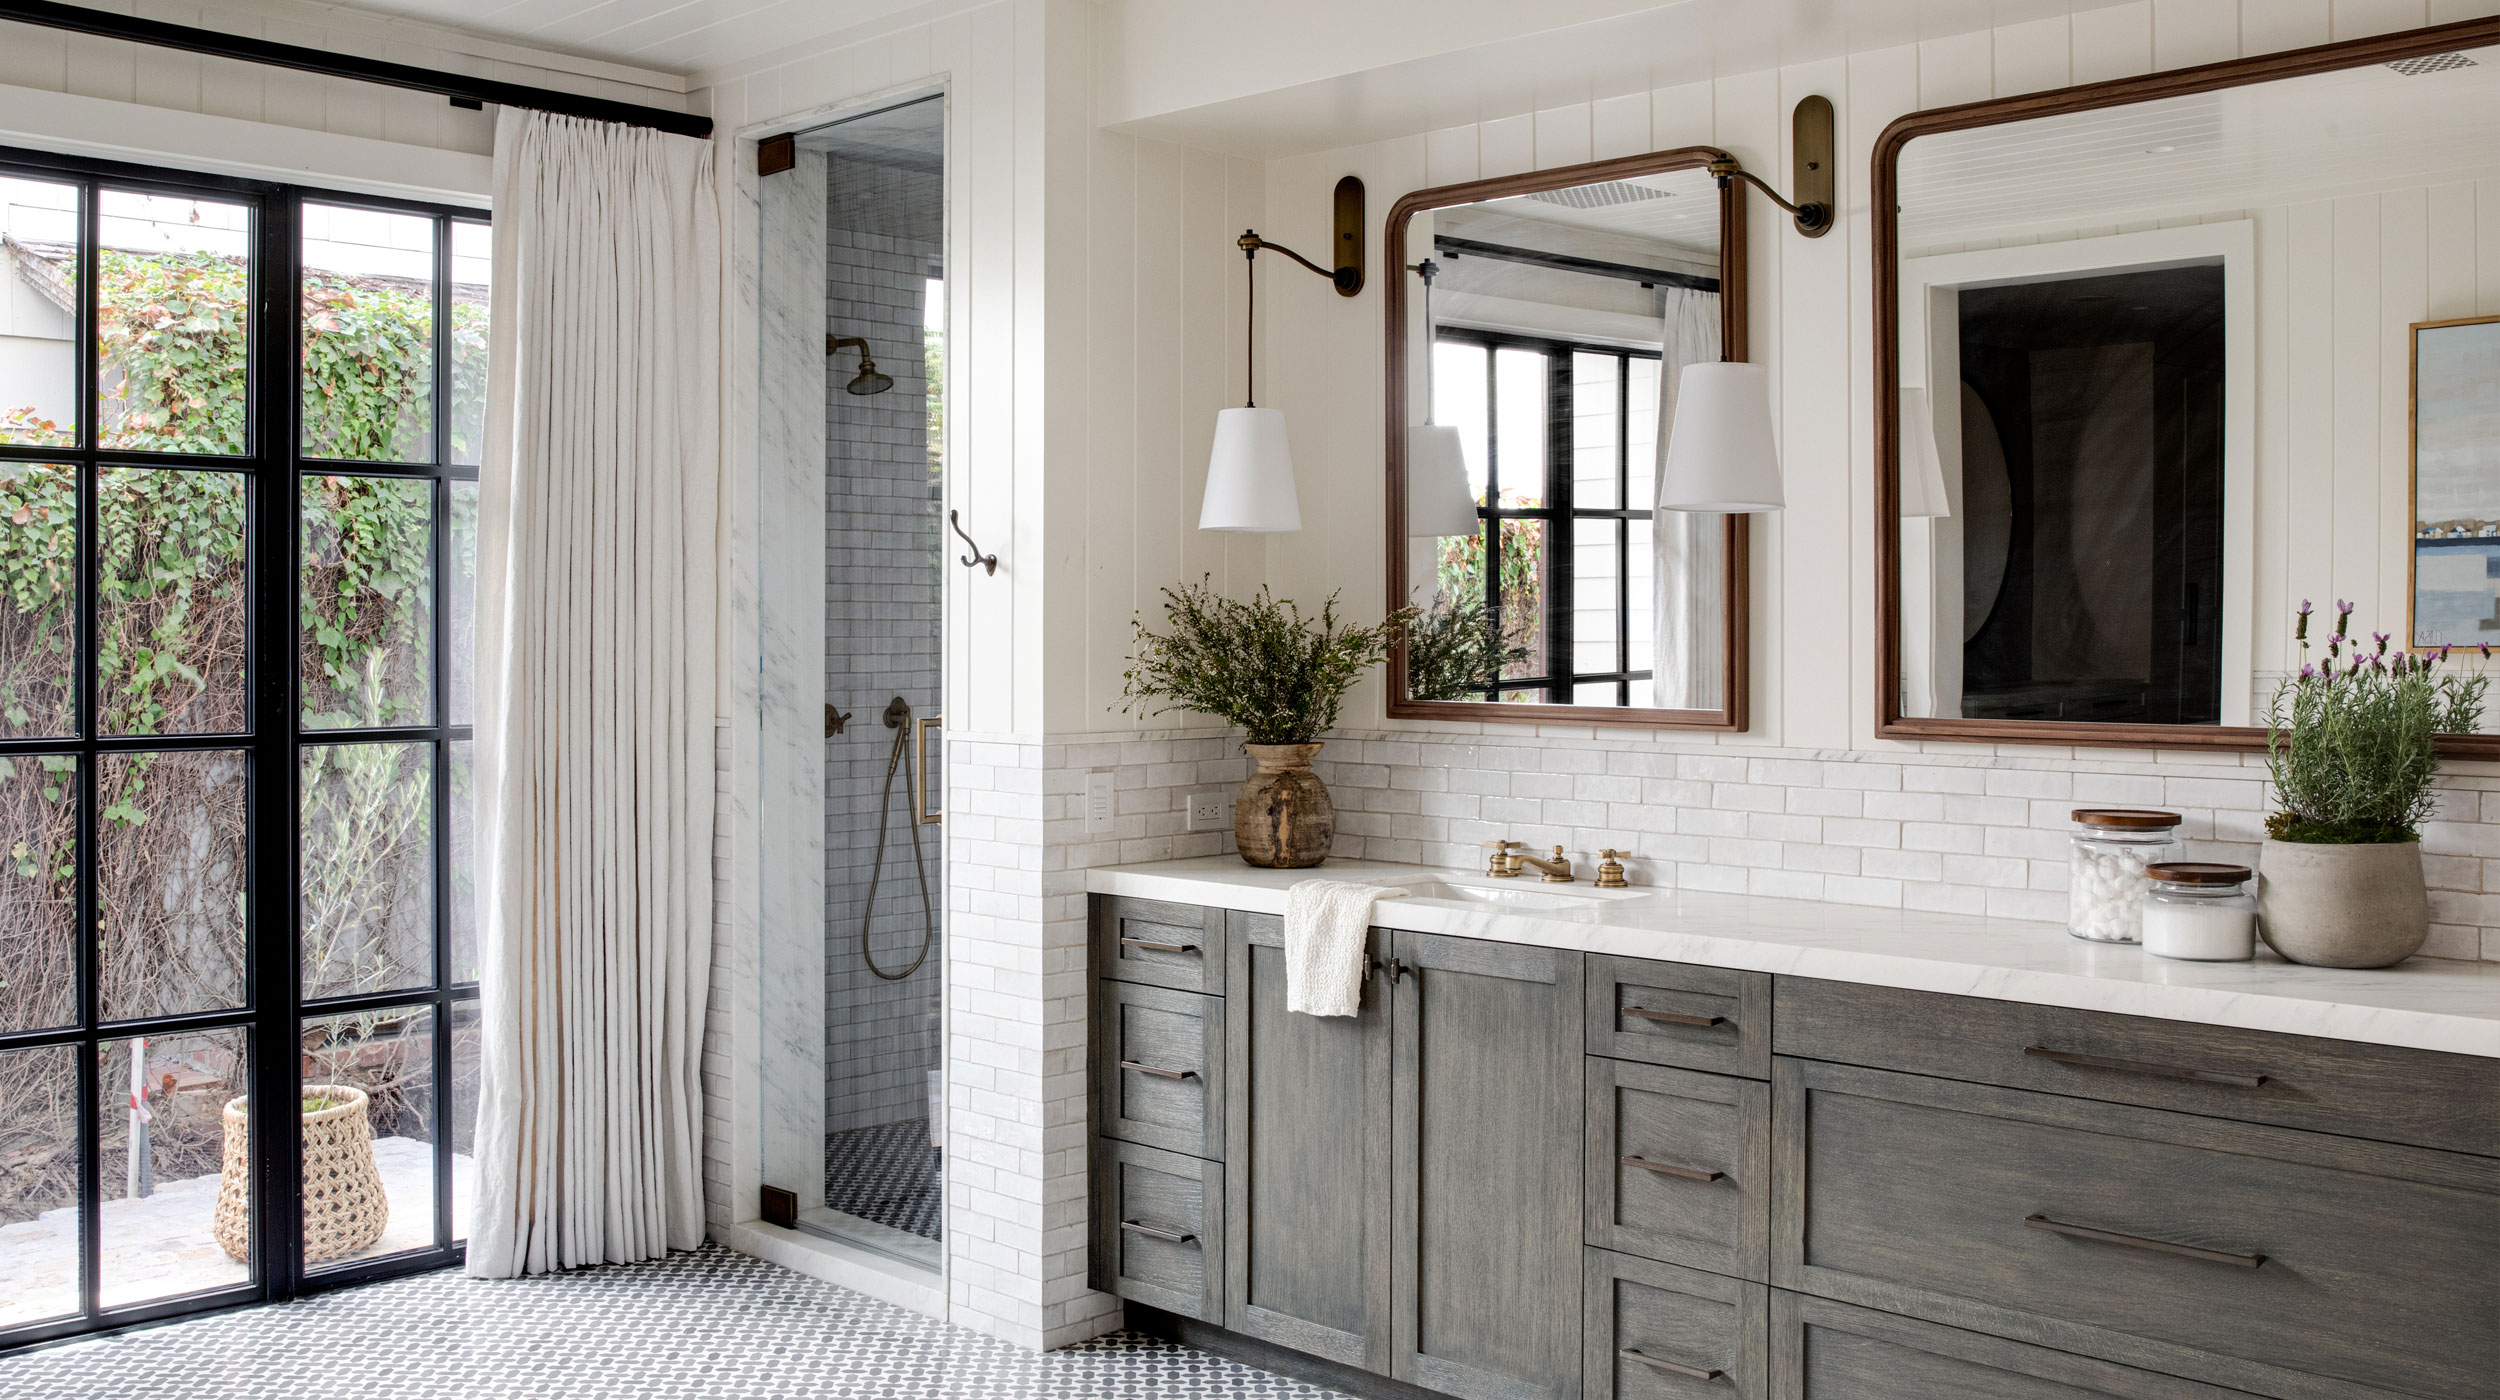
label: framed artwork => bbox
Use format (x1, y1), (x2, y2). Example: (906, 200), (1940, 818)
(2409, 314), (2500, 650)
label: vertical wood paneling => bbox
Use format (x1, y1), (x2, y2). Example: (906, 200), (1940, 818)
(2253, 208), (2291, 672)
(1718, 66), (1783, 743)
(2071, 2), (2155, 83)
(2332, 0), (2431, 39)
(1178, 146), (1233, 600)
(2331, 195), (2383, 626)
(1085, 130), (1140, 724)
(1591, 92), (1650, 160)
(1780, 56), (1852, 750)
(2152, 0), (2243, 69)
(2426, 182), (2480, 320)
(1651, 80), (1715, 147)
(1993, 16), (2072, 96)
(2480, 179), (2500, 313)
(1534, 103), (1592, 170)
(1917, 30), (1994, 109)
(2285, 202), (2337, 658)
(1425, 124), (1479, 187)
(1479, 113), (1534, 178)
(2243, 0), (2333, 54)
(0, 17), (69, 91)
(1129, 138), (1186, 677)
(2381, 189), (2429, 637)
(62, 31), (136, 103)
(1221, 153), (1268, 601)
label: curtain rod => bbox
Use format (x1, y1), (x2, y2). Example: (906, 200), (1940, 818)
(0, 0), (712, 140)
(1433, 234), (1719, 294)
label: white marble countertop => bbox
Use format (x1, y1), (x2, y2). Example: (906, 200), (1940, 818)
(1084, 856), (2500, 1059)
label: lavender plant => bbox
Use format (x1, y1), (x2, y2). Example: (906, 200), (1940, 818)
(1121, 578), (1415, 745)
(2264, 600), (2488, 844)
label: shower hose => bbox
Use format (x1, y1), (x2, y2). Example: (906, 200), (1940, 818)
(861, 695), (936, 981)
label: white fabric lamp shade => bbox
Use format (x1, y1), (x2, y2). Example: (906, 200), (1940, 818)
(1657, 362), (1783, 513)
(1406, 425), (1482, 538)
(1898, 386), (1953, 518)
(1200, 406), (1303, 532)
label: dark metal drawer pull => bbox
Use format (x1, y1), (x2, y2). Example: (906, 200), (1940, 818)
(1622, 1154), (1724, 1183)
(2023, 1045), (2267, 1088)
(1623, 1005), (1725, 1028)
(2024, 1214), (2265, 1268)
(1119, 1219), (1197, 1245)
(1619, 1349), (1722, 1381)
(1119, 936), (1199, 954)
(1118, 1060), (1199, 1080)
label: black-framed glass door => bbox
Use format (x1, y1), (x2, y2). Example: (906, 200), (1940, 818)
(0, 146), (485, 1348)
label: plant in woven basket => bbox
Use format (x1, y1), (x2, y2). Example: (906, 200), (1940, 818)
(213, 1084), (388, 1263)
(1119, 577), (1415, 745)
(2264, 600), (2487, 844)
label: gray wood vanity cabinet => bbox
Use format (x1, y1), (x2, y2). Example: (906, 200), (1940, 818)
(1088, 894), (2500, 1400)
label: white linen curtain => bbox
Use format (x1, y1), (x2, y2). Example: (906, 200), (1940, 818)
(466, 110), (720, 1278)
(1651, 286), (1723, 710)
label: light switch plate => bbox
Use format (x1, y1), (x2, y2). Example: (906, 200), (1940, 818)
(1186, 788), (1231, 831)
(1084, 770), (1117, 836)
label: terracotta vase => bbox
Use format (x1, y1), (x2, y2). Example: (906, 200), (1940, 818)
(1234, 742), (1335, 869)
(2256, 838), (2429, 968)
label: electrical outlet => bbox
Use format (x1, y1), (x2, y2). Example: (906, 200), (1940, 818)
(1084, 770), (1117, 837)
(1187, 788), (1231, 831)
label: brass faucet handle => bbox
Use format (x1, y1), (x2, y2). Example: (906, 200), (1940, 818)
(1537, 846), (1574, 883)
(1484, 839), (1524, 877)
(1595, 849), (1632, 889)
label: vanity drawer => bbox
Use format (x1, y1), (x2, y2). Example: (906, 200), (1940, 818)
(1584, 1249), (1766, 1400)
(1092, 895), (1226, 996)
(1774, 1059), (2500, 1400)
(1773, 1292), (2252, 1400)
(1093, 980), (1225, 1160)
(1588, 955), (1770, 1078)
(1586, 1059), (1768, 1281)
(1775, 976), (2500, 1157)
(1090, 1138), (1224, 1322)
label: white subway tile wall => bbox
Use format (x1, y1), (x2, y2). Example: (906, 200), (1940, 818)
(1300, 730), (2500, 963)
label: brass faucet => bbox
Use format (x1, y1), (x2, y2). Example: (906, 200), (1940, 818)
(1512, 845), (1574, 883)
(1595, 849), (1632, 889)
(1484, 839), (1525, 877)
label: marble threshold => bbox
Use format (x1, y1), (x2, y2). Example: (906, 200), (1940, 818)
(1085, 856), (2500, 1060)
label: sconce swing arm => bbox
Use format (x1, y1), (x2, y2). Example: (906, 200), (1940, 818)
(1707, 95), (1836, 239)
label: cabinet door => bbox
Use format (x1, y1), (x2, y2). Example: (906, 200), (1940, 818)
(1391, 931), (1587, 1400)
(1223, 912), (1393, 1372)
(1772, 1291), (2250, 1400)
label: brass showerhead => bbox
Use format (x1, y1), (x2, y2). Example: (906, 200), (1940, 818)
(827, 334), (895, 395)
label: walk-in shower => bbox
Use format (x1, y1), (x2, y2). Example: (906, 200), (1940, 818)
(755, 92), (947, 1273)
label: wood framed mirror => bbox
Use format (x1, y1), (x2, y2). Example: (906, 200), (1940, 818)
(1874, 15), (2500, 758)
(1384, 149), (1750, 729)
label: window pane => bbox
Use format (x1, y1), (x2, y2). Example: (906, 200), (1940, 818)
(96, 1028), (249, 1308)
(0, 461), (77, 739)
(0, 752), (76, 1033)
(97, 750), (248, 1022)
(447, 221), (488, 468)
(96, 191), (250, 455)
(1494, 347), (1546, 507)
(299, 742), (434, 1001)
(1573, 681), (1620, 706)
(1627, 356), (1661, 507)
(301, 1004), (434, 1270)
(1575, 516), (1623, 676)
(99, 467), (248, 736)
(1498, 517), (1546, 681)
(300, 475), (433, 730)
(1572, 352), (1620, 510)
(447, 738), (475, 986)
(1433, 340), (1489, 504)
(0, 1044), (80, 1328)
(450, 997), (479, 1242)
(301, 205), (435, 463)
(1, 176), (79, 448)
(446, 480), (476, 727)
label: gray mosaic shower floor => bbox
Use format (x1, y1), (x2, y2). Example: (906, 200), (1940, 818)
(0, 1244), (1338, 1399)
(825, 1118), (942, 1241)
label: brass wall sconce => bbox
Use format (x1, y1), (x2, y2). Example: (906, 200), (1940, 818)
(1708, 95), (1835, 237)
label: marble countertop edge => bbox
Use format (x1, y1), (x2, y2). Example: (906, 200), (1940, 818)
(1082, 856), (2500, 1060)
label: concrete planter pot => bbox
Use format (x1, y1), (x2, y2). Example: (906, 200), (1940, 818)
(1235, 742), (1334, 869)
(2256, 838), (2430, 968)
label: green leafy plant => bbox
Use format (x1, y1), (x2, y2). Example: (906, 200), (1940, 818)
(2264, 599), (2488, 844)
(1121, 578), (1416, 745)
(1404, 591), (1528, 701)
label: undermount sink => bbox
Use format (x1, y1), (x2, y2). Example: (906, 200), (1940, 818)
(1382, 875), (1647, 910)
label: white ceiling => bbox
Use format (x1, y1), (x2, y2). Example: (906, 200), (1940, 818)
(1901, 44), (2500, 249)
(291, 0), (924, 79)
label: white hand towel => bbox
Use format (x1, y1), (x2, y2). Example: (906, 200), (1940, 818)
(1285, 879), (1406, 1017)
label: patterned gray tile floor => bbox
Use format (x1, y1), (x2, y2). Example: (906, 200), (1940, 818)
(825, 1119), (941, 1241)
(0, 1244), (1339, 1399)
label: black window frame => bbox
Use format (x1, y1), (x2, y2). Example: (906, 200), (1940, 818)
(1435, 325), (1658, 705)
(0, 143), (484, 1352)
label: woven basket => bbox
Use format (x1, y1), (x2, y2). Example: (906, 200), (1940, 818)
(212, 1084), (389, 1263)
